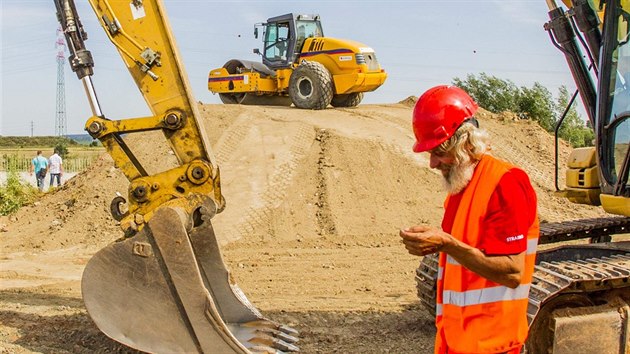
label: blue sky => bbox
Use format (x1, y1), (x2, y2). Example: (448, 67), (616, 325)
(1, 0), (578, 136)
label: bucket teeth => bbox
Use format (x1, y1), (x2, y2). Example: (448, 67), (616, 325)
(242, 319), (299, 336)
(242, 325), (299, 344)
(228, 320), (300, 352)
(266, 328), (299, 344)
(248, 332), (300, 352)
(277, 324), (299, 336)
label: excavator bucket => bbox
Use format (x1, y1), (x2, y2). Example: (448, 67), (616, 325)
(82, 201), (299, 353)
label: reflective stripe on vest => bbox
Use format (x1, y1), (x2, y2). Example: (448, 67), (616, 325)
(446, 255), (458, 266)
(442, 284), (530, 307)
(527, 238), (537, 255)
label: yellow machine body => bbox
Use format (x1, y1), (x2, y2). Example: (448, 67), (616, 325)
(208, 38), (387, 96)
(208, 13), (386, 109)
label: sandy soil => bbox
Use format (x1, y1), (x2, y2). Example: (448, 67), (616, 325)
(0, 102), (608, 353)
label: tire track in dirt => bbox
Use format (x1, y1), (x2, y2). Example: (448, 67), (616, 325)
(238, 121), (314, 237)
(211, 111), (315, 243)
(491, 140), (570, 221)
(213, 120), (250, 165)
(335, 107), (417, 144)
(315, 129), (336, 236)
(493, 140), (556, 188)
(479, 116), (607, 222)
(333, 107), (429, 167)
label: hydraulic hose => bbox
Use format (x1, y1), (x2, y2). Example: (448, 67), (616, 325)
(545, 5), (598, 124)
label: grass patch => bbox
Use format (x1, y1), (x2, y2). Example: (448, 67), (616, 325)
(0, 136), (80, 148)
(0, 169), (38, 216)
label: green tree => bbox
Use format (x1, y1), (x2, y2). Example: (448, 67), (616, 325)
(453, 73), (519, 113)
(54, 142), (69, 158)
(451, 74), (593, 147)
(555, 86), (594, 147)
(517, 83), (555, 131)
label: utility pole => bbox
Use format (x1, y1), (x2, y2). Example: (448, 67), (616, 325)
(55, 27), (67, 137)
(31, 121), (34, 137)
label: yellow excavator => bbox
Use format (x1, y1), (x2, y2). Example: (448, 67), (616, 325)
(207, 13), (387, 109)
(54, 0), (297, 352)
(417, 0), (629, 352)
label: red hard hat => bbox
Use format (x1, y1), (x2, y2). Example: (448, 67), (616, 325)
(412, 85), (478, 152)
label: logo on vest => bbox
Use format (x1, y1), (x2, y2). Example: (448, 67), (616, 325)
(506, 234), (524, 242)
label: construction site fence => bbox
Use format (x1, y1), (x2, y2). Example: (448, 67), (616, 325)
(0, 155), (98, 173)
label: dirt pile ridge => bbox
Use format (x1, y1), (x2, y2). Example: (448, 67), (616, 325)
(0, 102), (608, 353)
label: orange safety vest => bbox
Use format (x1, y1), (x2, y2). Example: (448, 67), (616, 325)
(434, 154), (539, 354)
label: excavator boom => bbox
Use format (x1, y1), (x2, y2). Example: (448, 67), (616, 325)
(54, 0), (298, 352)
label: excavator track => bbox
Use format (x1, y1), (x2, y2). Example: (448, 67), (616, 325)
(416, 251), (439, 315)
(525, 242), (630, 352)
(538, 216), (630, 244)
(415, 217), (630, 330)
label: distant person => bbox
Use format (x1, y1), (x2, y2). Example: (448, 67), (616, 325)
(48, 149), (63, 188)
(29, 150), (48, 192)
(399, 85), (538, 354)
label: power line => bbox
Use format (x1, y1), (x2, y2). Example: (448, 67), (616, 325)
(55, 26), (67, 137)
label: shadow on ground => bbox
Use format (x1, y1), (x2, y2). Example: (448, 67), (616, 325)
(267, 303), (436, 354)
(1, 311), (140, 353)
(1, 289), (434, 353)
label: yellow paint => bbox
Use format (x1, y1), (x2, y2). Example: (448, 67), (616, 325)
(86, 0), (224, 234)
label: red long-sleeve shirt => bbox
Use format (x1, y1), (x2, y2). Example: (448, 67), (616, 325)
(441, 168), (537, 255)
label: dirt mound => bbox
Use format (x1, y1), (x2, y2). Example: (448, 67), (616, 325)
(398, 95), (417, 107)
(0, 154), (125, 253)
(0, 102), (608, 353)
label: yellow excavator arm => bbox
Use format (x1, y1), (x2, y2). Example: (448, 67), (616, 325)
(65, 0), (223, 231)
(54, 0), (299, 352)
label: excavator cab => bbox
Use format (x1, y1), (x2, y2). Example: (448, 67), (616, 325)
(597, 2), (629, 215)
(255, 13), (324, 69)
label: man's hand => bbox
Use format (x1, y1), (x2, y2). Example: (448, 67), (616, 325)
(399, 225), (453, 256)
(401, 225), (527, 288)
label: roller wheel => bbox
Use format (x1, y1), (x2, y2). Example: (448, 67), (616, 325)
(219, 93), (245, 104)
(288, 61), (333, 110)
(331, 92), (364, 107)
(219, 60), (249, 105)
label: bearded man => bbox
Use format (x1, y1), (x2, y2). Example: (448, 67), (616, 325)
(399, 85), (539, 354)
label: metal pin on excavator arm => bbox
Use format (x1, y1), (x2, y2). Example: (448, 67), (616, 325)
(54, 0), (299, 352)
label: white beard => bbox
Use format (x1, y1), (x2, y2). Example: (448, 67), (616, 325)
(441, 159), (476, 195)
